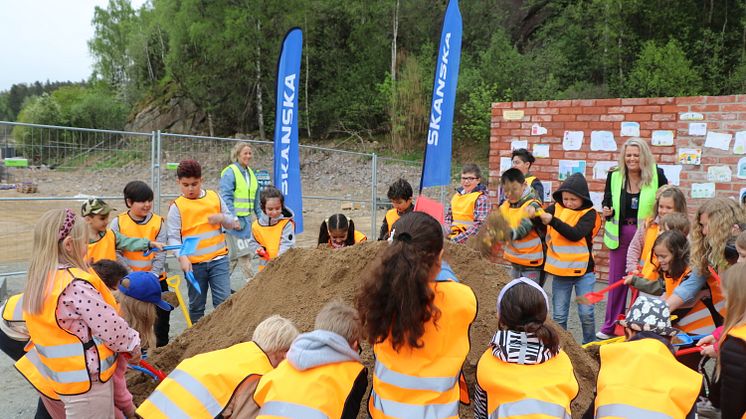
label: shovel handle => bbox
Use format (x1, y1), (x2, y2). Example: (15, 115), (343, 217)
(595, 279), (627, 295)
(708, 266), (721, 284)
(143, 244), (182, 256)
(139, 359), (166, 381)
(675, 346), (703, 357)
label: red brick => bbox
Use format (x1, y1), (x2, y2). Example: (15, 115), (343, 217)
(721, 104), (746, 112)
(601, 114), (625, 121)
(709, 113), (738, 121)
(577, 114), (601, 121)
(716, 182), (735, 191)
(737, 95), (746, 103)
(541, 122), (565, 129)
(690, 104), (722, 112)
(651, 146), (675, 154)
(588, 152), (612, 160)
(582, 106), (607, 115)
(547, 100), (574, 107)
(564, 122), (589, 129)
(725, 123), (746, 130)
(608, 106), (633, 113)
(706, 95), (738, 104)
(652, 114), (676, 121)
(492, 102), (512, 109)
(502, 122), (521, 129)
(571, 99), (596, 107)
(621, 98), (649, 105)
(625, 113), (652, 121)
(589, 121), (614, 130)
(565, 151), (587, 159)
(527, 100), (549, 108)
(676, 96), (707, 104)
(542, 137), (561, 144)
(559, 107), (583, 115)
(511, 129), (531, 136)
(531, 115), (553, 122)
(538, 107), (560, 115)
(640, 121), (660, 130)
(646, 97), (676, 105)
(521, 108), (538, 115)
(491, 128), (510, 136)
(639, 130), (652, 138)
(659, 154), (676, 163)
(595, 98), (622, 106)
(553, 114), (577, 122)
(634, 105), (661, 113)
(661, 105), (687, 113)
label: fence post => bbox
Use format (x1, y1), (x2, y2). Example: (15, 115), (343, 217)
(370, 153), (378, 238)
(150, 131), (156, 193)
(155, 130), (162, 215)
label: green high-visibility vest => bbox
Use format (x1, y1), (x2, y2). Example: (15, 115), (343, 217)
(603, 169), (658, 250)
(221, 163), (258, 217)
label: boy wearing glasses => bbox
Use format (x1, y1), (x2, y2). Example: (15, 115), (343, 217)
(445, 163), (489, 243)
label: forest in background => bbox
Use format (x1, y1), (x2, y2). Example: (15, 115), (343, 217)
(1, 0), (746, 153)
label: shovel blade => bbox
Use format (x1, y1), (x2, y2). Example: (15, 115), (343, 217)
(178, 236), (200, 257)
(582, 292), (605, 305)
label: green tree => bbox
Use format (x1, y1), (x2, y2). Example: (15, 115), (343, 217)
(626, 40), (702, 97)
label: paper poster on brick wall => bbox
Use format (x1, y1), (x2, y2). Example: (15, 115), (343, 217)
(593, 161), (617, 180)
(678, 148), (702, 165)
(558, 160), (586, 181)
(659, 164), (682, 186)
(540, 181), (552, 202)
(620, 122), (640, 137)
(590, 192), (604, 212)
(688, 123), (707, 136)
(531, 124), (547, 135)
(563, 131), (583, 150)
(499, 157), (512, 174)
(691, 183), (716, 199)
(651, 130), (674, 146)
(503, 110), (524, 120)
(533, 144), (550, 158)
(738, 157), (746, 179)
(511, 140), (528, 150)
(734, 132), (746, 154)
(707, 166), (732, 182)
(680, 112), (704, 121)
(590, 131), (617, 151)
(704, 131), (733, 151)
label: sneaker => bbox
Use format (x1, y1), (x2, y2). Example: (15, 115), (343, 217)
(697, 397), (721, 419)
(596, 331), (614, 340)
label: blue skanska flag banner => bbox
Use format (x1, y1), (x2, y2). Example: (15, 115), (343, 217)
(420, 0), (462, 190)
(273, 28), (304, 233)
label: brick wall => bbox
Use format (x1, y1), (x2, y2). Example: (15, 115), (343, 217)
(488, 95), (746, 281)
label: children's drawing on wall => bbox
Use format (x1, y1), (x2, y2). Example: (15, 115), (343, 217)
(659, 165), (682, 186)
(651, 130), (674, 146)
(707, 165), (733, 182)
(531, 124), (548, 135)
(691, 183), (716, 199)
(680, 112), (704, 121)
(511, 140), (528, 150)
(688, 122), (707, 136)
(738, 157), (746, 179)
(499, 157), (512, 174)
(540, 181), (552, 202)
(533, 144), (550, 158)
(678, 148), (702, 165)
(558, 160), (586, 181)
(562, 131), (583, 151)
(734, 131), (746, 154)
(590, 131), (617, 151)
(503, 110), (524, 120)
(704, 131), (733, 151)
(592, 161), (617, 180)
(620, 122), (640, 137)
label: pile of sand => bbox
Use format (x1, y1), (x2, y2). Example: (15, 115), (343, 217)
(128, 241), (599, 418)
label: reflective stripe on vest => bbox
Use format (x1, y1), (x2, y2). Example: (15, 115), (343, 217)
(18, 268), (119, 396)
(2, 293), (24, 322)
(493, 398), (571, 419)
(138, 341), (273, 419)
(596, 339), (701, 419)
(174, 190), (228, 264)
(449, 191), (482, 236)
(221, 164), (258, 217)
(118, 212), (163, 273)
(371, 390), (458, 419)
(499, 199), (544, 266)
(596, 404), (672, 419)
(261, 401), (329, 419)
(369, 280), (476, 419)
(545, 206), (599, 277)
(87, 229), (117, 264)
(604, 169), (659, 249)
(15, 345), (59, 400)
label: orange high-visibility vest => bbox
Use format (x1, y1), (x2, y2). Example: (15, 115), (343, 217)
(545, 206), (601, 277)
(369, 278), (477, 419)
(354, 230), (367, 244)
(87, 229), (117, 264)
(2, 293), (24, 323)
(174, 190), (228, 264)
(665, 267), (726, 335)
(449, 191), (483, 237)
(137, 341), (273, 419)
(476, 349), (577, 418)
(17, 268), (119, 398)
(638, 222), (660, 281)
(596, 338), (701, 419)
(499, 199), (544, 267)
(385, 208), (400, 235)
(254, 358), (364, 419)
(117, 212), (164, 273)
(252, 218), (293, 271)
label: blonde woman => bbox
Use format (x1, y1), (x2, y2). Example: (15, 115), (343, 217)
(17, 208), (141, 418)
(599, 138), (668, 339)
(691, 198), (746, 276)
(718, 263), (746, 418)
(220, 142), (262, 238)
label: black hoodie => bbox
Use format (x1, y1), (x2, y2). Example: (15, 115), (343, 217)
(546, 173), (598, 273)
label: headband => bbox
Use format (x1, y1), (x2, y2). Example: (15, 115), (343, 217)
(58, 208), (76, 241)
(496, 277), (549, 316)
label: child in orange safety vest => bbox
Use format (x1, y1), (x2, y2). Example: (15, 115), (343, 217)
(445, 163), (489, 244)
(498, 168), (546, 285)
(378, 178), (414, 240)
(318, 213), (366, 249)
(473, 277), (578, 419)
(715, 262), (746, 418)
(249, 186), (295, 271)
(538, 173), (601, 344)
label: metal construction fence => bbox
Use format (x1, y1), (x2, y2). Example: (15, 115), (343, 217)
(0, 121), (446, 274)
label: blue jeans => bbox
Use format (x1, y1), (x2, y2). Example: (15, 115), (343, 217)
(510, 264), (544, 287)
(187, 257), (231, 323)
(551, 272), (596, 344)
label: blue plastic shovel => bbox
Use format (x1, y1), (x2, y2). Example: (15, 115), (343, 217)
(672, 332), (709, 347)
(143, 236), (200, 257)
(184, 271), (202, 295)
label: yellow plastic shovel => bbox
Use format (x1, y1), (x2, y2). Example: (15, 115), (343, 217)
(166, 275), (192, 328)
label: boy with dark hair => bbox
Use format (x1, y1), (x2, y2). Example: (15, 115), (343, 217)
(498, 168), (546, 284)
(378, 178), (414, 240)
(110, 180), (171, 347)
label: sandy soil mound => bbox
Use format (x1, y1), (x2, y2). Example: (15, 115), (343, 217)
(128, 241), (598, 418)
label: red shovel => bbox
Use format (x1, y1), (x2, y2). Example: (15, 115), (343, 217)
(675, 346), (706, 357)
(576, 280), (626, 305)
(139, 359), (166, 381)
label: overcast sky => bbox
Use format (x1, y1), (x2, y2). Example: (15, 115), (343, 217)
(0, 0), (146, 91)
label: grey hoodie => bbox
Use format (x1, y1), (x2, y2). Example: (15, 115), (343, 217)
(287, 330), (361, 371)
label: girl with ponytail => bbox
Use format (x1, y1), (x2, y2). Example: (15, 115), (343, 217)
(357, 212), (477, 418)
(317, 213), (367, 249)
(474, 278), (577, 419)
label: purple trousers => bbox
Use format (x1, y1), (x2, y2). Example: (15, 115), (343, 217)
(601, 223), (637, 335)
